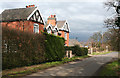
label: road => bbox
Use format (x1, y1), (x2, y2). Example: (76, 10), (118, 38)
(25, 52), (118, 77)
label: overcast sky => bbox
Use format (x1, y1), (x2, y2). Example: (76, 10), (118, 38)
(0, 0), (111, 41)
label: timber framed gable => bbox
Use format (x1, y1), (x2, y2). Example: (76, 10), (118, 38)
(27, 8), (44, 24)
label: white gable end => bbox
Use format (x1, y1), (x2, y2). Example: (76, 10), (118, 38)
(27, 8), (44, 24)
(60, 20), (70, 32)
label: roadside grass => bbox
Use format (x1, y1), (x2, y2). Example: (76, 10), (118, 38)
(2, 55), (89, 77)
(98, 60), (120, 76)
(89, 51), (113, 55)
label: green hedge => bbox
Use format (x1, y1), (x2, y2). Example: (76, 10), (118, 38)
(65, 45), (88, 56)
(43, 33), (65, 61)
(2, 27), (65, 70)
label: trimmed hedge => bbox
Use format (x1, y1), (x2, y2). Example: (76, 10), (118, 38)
(43, 33), (65, 61)
(65, 45), (88, 56)
(2, 27), (65, 70)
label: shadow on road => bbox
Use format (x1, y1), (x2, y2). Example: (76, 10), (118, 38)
(23, 52), (119, 77)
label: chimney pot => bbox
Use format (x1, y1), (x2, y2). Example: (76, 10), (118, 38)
(33, 5), (35, 7)
(26, 5), (35, 8)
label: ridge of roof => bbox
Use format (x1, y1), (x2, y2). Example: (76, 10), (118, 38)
(0, 7), (37, 22)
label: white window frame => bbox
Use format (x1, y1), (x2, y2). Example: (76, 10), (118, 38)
(34, 23), (39, 33)
(65, 32), (67, 40)
(54, 31), (57, 36)
(47, 27), (51, 34)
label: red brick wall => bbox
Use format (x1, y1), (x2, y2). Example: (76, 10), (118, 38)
(1, 20), (44, 34)
(66, 32), (69, 46)
(59, 31), (69, 46)
(47, 19), (56, 26)
(59, 31), (64, 38)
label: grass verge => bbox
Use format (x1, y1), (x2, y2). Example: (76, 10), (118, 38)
(98, 59), (120, 76)
(89, 51), (113, 55)
(2, 55), (89, 77)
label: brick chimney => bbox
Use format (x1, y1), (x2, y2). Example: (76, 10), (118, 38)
(47, 15), (56, 26)
(26, 5), (35, 8)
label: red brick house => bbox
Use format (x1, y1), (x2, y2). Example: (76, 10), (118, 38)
(45, 15), (70, 46)
(0, 5), (44, 34)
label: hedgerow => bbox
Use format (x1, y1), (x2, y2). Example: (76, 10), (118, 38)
(43, 32), (65, 61)
(65, 45), (88, 56)
(2, 27), (65, 70)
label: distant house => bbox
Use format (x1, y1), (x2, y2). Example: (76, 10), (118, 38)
(0, 5), (44, 34)
(45, 15), (70, 46)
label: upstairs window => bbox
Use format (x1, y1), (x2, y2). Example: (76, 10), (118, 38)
(34, 23), (39, 33)
(54, 31), (57, 36)
(47, 27), (51, 34)
(65, 32), (67, 40)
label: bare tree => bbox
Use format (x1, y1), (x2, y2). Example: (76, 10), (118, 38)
(89, 32), (102, 48)
(104, 0), (120, 51)
(103, 29), (118, 50)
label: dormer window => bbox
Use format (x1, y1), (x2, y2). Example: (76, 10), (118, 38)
(54, 31), (57, 36)
(34, 23), (39, 33)
(47, 27), (51, 34)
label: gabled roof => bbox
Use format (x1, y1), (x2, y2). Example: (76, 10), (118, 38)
(45, 20), (70, 32)
(52, 26), (55, 29)
(44, 22), (56, 29)
(44, 23), (58, 32)
(44, 21), (66, 29)
(57, 21), (66, 28)
(44, 24), (48, 28)
(0, 7), (36, 22)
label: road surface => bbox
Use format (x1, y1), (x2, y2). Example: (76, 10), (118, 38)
(25, 52), (118, 77)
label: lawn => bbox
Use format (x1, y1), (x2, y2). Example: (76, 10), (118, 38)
(2, 55), (90, 77)
(98, 60), (120, 76)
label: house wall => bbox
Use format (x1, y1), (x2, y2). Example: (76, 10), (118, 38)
(66, 32), (69, 46)
(47, 19), (56, 26)
(59, 31), (64, 38)
(59, 31), (69, 46)
(1, 20), (44, 34)
(65, 32), (69, 46)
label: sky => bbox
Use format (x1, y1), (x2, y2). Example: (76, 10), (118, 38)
(0, 0), (112, 41)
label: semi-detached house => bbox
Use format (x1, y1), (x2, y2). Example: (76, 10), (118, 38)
(0, 5), (44, 34)
(44, 15), (70, 46)
(0, 5), (70, 46)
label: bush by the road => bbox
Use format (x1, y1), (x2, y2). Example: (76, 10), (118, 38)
(43, 32), (65, 62)
(65, 45), (88, 56)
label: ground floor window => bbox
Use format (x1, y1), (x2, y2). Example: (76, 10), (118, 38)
(34, 23), (39, 33)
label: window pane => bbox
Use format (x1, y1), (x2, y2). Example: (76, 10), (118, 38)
(34, 23), (39, 33)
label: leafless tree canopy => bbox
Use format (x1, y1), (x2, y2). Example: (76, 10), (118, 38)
(104, 0), (120, 51)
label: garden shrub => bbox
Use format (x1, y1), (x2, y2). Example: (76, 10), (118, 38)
(65, 45), (88, 56)
(81, 47), (88, 56)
